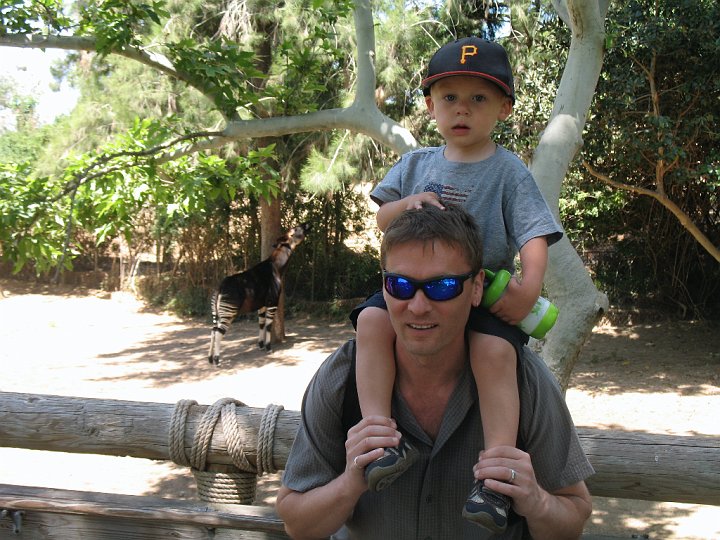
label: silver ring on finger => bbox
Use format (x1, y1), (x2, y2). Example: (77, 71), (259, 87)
(353, 456), (362, 470)
(509, 468), (516, 484)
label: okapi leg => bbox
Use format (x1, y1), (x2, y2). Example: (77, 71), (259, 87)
(209, 292), (234, 366)
(258, 306), (277, 351)
(258, 307), (267, 350)
(208, 326), (226, 366)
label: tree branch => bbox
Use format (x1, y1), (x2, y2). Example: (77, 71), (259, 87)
(0, 0), (417, 158)
(0, 34), (220, 108)
(583, 160), (720, 263)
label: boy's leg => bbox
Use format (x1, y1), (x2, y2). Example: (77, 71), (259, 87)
(470, 332), (519, 448)
(462, 331), (518, 534)
(353, 301), (418, 492)
(355, 306), (395, 418)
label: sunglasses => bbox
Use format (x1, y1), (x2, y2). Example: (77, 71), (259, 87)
(382, 271), (476, 302)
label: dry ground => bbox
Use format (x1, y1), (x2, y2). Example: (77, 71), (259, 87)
(0, 278), (718, 539)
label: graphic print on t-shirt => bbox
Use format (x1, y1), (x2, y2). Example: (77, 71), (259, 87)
(424, 182), (471, 205)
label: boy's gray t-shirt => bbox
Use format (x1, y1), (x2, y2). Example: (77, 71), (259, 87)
(371, 145), (563, 272)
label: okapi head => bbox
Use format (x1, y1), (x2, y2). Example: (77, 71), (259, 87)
(271, 222), (312, 269)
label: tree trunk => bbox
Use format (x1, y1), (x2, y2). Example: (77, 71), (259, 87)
(532, 0), (611, 389)
(260, 193), (284, 340)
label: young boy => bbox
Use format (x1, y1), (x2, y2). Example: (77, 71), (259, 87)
(349, 37), (563, 534)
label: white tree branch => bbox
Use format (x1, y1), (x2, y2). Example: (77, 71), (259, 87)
(0, 34), (194, 86)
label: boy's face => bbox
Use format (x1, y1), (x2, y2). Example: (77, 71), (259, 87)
(425, 76), (512, 160)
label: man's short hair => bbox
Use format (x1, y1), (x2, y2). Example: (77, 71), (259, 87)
(380, 203), (484, 272)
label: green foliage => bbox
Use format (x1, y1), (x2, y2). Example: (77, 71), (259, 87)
(0, 0), (362, 286)
(581, 0), (720, 316)
(3, 0), (717, 321)
(165, 39), (266, 116)
(0, 125), (50, 164)
(0, 162), (66, 273)
(558, 174), (629, 253)
(300, 139), (357, 192)
(78, 1), (169, 53)
(0, 0), (71, 33)
(0, 112), (281, 276)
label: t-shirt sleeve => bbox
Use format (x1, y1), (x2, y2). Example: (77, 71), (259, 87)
(506, 172), (564, 251)
(281, 342), (354, 493)
(370, 158), (404, 206)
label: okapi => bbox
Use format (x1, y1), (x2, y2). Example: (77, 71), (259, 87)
(208, 222), (311, 366)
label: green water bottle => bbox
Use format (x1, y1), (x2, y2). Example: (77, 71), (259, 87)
(481, 269), (559, 339)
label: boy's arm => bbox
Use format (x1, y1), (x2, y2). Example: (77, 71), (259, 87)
(376, 193), (445, 231)
(489, 236), (548, 325)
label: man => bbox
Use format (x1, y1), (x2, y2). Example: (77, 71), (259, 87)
(276, 204), (593, 539)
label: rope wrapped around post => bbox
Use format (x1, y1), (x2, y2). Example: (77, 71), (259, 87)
(168, 398), (285, 504)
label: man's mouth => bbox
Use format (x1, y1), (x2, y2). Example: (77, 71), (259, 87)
(408, 323), (437, 330)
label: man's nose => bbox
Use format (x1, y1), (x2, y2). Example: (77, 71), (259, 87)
(407, 289), (432, 313)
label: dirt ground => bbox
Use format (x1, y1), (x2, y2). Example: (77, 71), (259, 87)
(0, 278), (718, 539)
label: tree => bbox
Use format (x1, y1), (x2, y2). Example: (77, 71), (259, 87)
(580, 0), (719, 316)
(0, 0), (610, 387)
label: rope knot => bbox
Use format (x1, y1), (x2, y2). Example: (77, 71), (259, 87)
(169, 397), (284, 504)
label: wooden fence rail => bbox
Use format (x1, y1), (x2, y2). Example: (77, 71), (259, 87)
(1, 391), (719, 538)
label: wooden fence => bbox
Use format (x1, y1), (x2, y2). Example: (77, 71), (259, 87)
(1, 391), (718, 538)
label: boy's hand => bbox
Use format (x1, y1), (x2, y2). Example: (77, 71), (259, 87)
(377, 193), (445, 231)
(403, 192), (445, 211)
(488, 277), (539, 325)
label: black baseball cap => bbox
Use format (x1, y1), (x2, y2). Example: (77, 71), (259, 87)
(422, 37), (515, 103)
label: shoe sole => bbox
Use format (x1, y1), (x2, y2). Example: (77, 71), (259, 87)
(366, 451), (418, 492)
(461, 507), (507, 534)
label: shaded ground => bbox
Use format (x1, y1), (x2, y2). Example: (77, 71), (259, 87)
(0, 278), (718, 539)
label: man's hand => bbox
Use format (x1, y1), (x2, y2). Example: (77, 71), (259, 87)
(472, 446), (592, 540)
(276, 416), (402, 540)
(471, 446), (543, 517)
(344, 415), (401, 479)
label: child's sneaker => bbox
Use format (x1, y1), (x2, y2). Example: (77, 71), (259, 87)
(364, 437), (418, 492)
(462, 479), (511, 533)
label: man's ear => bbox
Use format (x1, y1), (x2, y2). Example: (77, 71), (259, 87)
(470, 270), (484, 307)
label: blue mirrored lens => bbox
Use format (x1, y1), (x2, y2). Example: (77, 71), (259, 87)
(385, 275), (416, 299)
(424, 277), (462, 300)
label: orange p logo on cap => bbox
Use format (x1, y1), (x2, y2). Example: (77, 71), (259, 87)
(460, 45), (478, 64)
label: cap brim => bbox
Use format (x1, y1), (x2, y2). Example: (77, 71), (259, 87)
(422, 72), (514, 101)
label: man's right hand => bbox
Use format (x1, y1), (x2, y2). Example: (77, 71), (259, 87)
(276, 415), (401, 540)
(344, 415), (400, 481)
